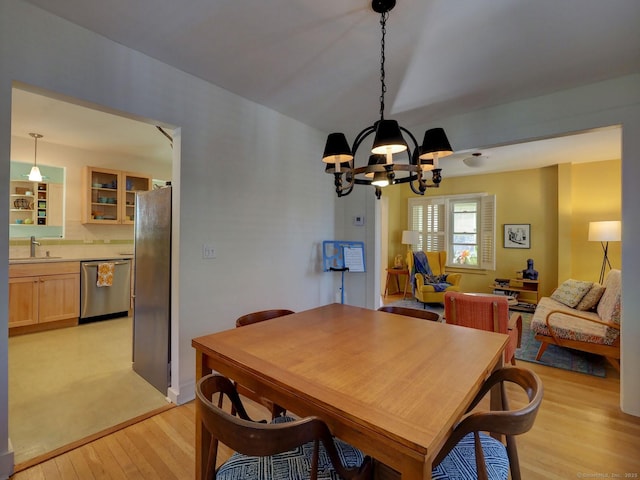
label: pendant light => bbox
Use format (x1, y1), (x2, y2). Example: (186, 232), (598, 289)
(322, 0), (453, 199)
(28, 133), (43, 182)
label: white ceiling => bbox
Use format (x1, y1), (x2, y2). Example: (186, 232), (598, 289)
(12, 0), (636, 175)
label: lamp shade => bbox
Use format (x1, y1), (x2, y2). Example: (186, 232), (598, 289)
(588, 221), (621, 242)
(28, 166), (42, 182)
(322, 133), (353, 163)
(364, 154), (386, 178)
(371, 120), (407, 155)
(419, 128), (453, 160)
(401, 230), (419, 245)
(371, 171), (389, 187)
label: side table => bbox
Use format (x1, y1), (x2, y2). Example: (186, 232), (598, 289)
(384, 268), (411, 299)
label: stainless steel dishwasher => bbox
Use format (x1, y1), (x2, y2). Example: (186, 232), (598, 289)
(80, 259), (131, 321)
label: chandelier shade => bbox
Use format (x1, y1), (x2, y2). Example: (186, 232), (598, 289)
(371, 120), (407, 155)
(419, 128), (453, 160)
(322, 0), (452, 199)
(322, 133), (353, 164)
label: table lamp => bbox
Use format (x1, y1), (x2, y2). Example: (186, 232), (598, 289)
(588, 220), (621, 284)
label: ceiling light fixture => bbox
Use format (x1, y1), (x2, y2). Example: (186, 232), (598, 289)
(322, 0), (453, 199)
(28, 132), (43, 182)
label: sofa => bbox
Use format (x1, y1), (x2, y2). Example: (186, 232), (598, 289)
(406, 251), (462, 305)
(530, 269), (621, 371)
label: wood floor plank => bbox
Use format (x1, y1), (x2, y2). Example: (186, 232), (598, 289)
(89, 438), (129, 480)
(103, 432), (142, 479)
(65, 448), (96, 480)
(53, 455), (79, 480)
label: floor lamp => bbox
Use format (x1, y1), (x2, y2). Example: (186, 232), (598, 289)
(588, 221), (621, 284)
(402, 230), (420, 253)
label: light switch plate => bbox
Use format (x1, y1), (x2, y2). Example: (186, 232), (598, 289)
(203, 244), (216, 259)
(353, 215), (365, 226)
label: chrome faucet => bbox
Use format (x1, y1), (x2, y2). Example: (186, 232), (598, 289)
(30, 236), (40, 258)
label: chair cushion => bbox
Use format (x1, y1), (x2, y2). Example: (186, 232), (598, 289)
(550, 279), (593, 308)
(216, 416), (365, 480)
(432, 432), (509, 480)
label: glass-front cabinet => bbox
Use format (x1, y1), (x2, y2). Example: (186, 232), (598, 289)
(82, 166), (151, 224)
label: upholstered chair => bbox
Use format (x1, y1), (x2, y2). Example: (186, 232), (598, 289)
(406, 251), (462, 305)
(444, 291), (522, 365)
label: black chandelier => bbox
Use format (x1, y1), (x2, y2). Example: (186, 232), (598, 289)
(322, 0), (453, 200)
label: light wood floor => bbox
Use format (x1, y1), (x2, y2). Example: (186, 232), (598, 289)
(11, 298), (640, 479)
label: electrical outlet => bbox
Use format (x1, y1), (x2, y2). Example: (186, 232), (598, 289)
(203, 244), (216, 259)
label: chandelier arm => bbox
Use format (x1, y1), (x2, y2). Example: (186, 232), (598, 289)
(351, 125), (377, 164)
(339, 170), (356, 196)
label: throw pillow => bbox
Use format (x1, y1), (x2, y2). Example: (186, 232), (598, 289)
(550, 279), (593, 308)
(575, 283), (606, 311)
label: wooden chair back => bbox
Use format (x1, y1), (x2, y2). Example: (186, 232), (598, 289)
(235, 309), (294, 327)
(196, 374), (372, 480)
(377, 306), (440, 322)
(433, 367), (543, 480)
(234, 309), (294, 418)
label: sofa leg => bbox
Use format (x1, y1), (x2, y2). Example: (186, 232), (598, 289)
(535, 343), (548, 361)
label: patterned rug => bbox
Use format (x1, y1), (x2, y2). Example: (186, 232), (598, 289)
(384, 299), (606, 377)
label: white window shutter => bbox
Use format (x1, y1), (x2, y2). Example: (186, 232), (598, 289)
(479, 195), (496, 270)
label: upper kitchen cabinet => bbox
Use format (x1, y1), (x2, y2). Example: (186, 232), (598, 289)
(9, 162), (64, 238)
(82, 166), (151, 224)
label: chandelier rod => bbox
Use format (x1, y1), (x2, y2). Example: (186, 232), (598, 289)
(379, 10), (389, 121)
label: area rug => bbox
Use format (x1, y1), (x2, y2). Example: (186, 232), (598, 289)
(385, 299), (606, 377)
(515, 313), (606, 377)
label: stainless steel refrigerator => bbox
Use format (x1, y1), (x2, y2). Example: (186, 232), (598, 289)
(133, 186), (171, 394)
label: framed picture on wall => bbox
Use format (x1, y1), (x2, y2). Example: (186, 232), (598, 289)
(504, 224), (530, 249)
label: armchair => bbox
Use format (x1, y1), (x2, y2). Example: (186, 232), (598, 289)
(407, 251), (462, 305)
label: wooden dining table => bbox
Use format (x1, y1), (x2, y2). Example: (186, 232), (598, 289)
(192, 303), (509, 480)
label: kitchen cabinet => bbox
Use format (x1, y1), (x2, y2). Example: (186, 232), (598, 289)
(9, 261), (80, 335)
(81, 166), (152, 224)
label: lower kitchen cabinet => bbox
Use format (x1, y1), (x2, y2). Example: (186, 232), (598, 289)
(9, 261), (80, 335)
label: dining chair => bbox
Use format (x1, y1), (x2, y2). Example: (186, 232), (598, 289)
(444, 292), (522, 365)
(235, 308), (295, 327)
(234, 309), (294, 418)
(196, 373), (373, 480)
(431, 366), (543, 480)
(377, 305), (440, 322)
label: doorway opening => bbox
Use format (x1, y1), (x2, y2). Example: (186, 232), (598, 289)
(8, 85), (178, 468)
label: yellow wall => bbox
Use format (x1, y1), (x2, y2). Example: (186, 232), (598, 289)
(386, 159), (621, 297)
(570, 160), (622, 282)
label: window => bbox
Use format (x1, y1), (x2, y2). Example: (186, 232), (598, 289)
(408, 194), (496, 270)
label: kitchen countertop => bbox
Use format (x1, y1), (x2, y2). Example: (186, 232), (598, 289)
(9, 253), (133, 264)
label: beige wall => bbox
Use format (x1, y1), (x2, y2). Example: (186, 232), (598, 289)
(386, 159), (621, 297)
